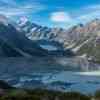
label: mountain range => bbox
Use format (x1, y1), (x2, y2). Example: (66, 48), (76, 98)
(0, 15), (71, 57)
(0, 15), (100, 63)
(18, 17), (100, 63)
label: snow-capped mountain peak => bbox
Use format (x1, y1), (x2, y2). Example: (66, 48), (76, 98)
(18, 16), (29, 27)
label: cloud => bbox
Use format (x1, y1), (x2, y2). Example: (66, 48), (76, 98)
(0, 0), (46, 17)
(74, 5), (100, 24)
(50, 5), (100, 27)
(49, 5), (100, 28)
(85, 4), (100, 10)
(0, 8), (29, 17)
(50, 11), (72, 22)
(76, 11), (100, 23)
(77, 12), (100, 21)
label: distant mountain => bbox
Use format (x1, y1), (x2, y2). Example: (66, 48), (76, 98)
(65, 19), (100, 63)
(18, 17), (67, 43)
(18, 17), (100, 62)
(0, 15), (70, 57)
(1, 15), (100, 61)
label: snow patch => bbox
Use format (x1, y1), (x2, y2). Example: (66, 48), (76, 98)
(66, 43), (76, 49)
(72, 38), (93, 53)
(79, 54), (87, 58)
(40, 44), (58, 51)
(18, 16), (28, 27)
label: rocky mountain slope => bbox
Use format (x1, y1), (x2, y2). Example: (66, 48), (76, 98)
(0, 15), (100, 62)
(18, 17), (68, 43)
(0, 15), (70, 57)
(66, 19), (100, 63)
(18, 17), (100, 63)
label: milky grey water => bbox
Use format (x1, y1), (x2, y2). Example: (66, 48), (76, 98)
(0, 57), (100, 94)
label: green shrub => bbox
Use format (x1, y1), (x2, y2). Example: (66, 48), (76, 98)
(94, 90), (100, 100)
(0, 89), (91, 100)
(60, 92), (91, 100)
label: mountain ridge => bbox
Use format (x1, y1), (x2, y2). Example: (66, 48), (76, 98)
(0, 15), (71, 57)
(18, 17), (100, 63)
(0, 15), (100, 62)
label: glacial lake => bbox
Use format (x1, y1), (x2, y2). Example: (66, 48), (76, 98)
(0, 57), (100, 94)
